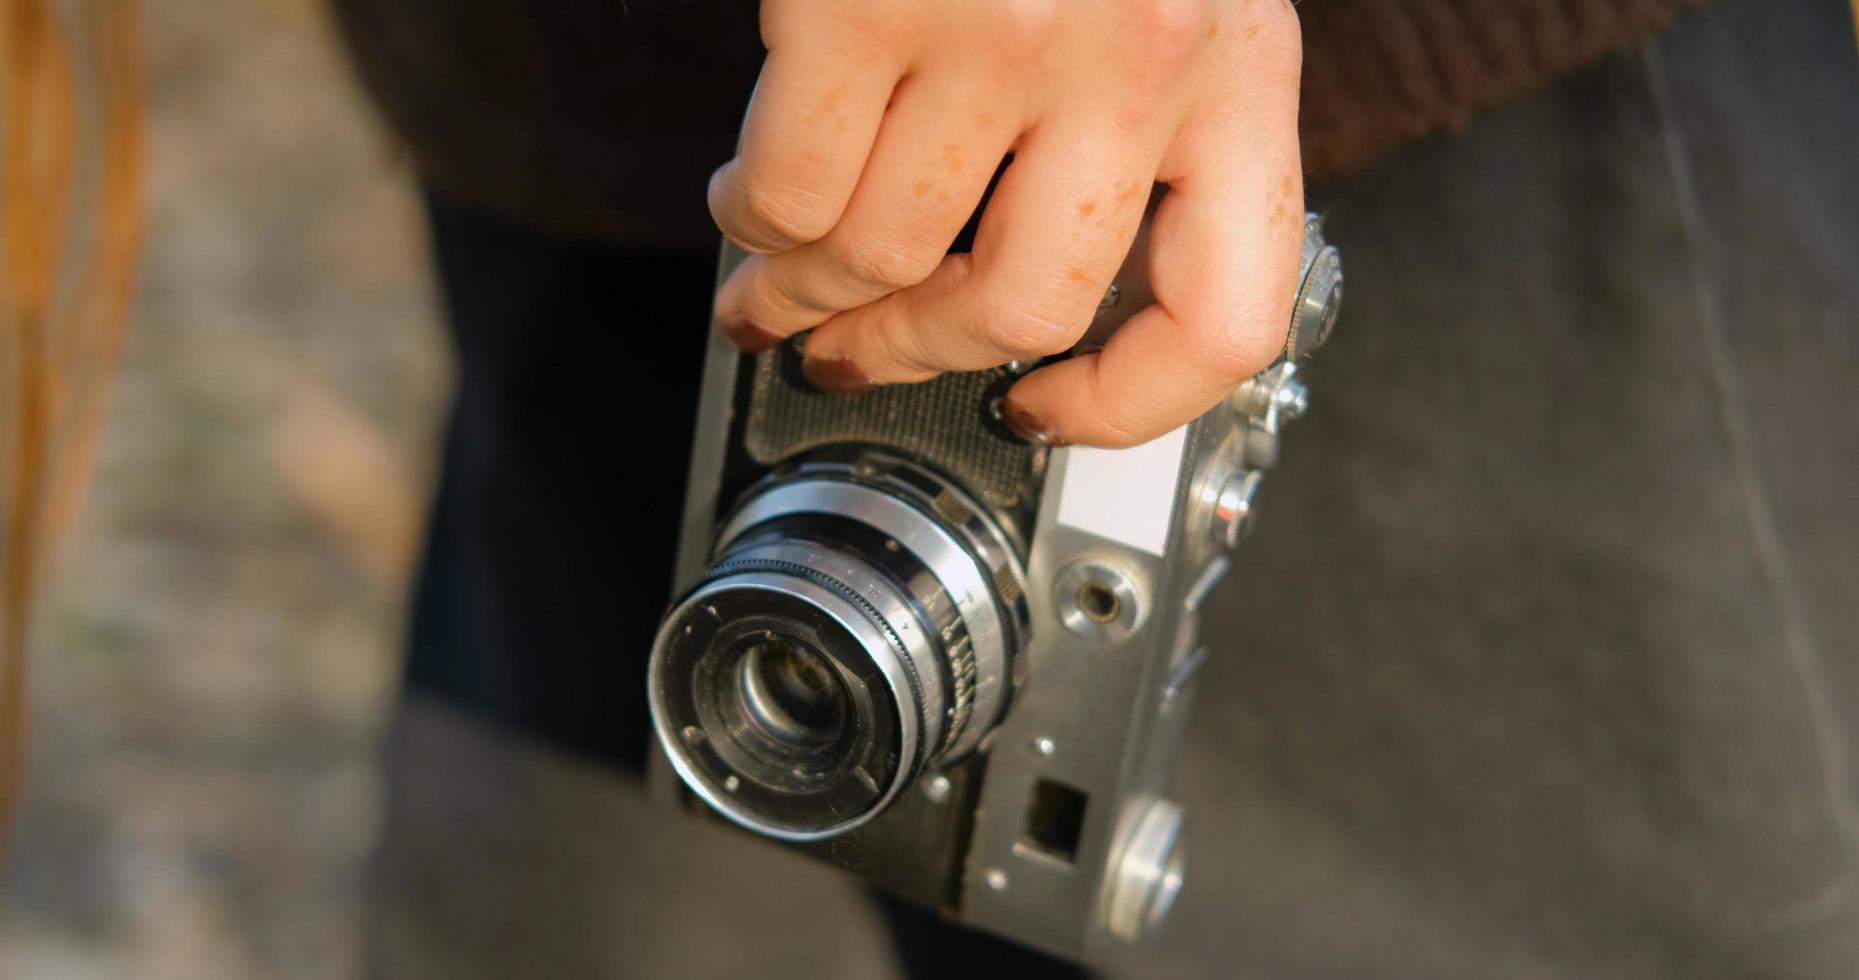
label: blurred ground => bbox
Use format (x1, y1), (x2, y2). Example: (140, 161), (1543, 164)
(0, 1), (446, 976)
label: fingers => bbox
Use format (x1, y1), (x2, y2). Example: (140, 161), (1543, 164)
(1000, 65), (1306, 448)
(797, 115), (1161, 389)
(713, 0), (1308, 451)
(713, 67), (1024, 345)
(708, 38), (903, 254)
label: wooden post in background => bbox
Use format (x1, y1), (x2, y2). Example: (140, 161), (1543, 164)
(0, 0), (145, 856)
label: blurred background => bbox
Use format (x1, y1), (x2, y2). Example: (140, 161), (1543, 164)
(0, 0), (446, 975)
(3, 1), (1857, 979)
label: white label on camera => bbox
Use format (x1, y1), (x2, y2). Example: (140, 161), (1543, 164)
(1054, 425), (1187, 557)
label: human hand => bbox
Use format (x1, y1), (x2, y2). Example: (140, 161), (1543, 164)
(710, 0), (1305, 447)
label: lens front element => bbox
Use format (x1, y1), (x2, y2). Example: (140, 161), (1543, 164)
(647, 454), (1028, 841)
(738, 637), (848, 749)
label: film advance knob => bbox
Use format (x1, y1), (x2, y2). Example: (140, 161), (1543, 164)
(1286, 215), (1344, 360)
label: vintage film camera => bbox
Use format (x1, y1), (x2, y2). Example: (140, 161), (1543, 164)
(647, 197), (1342, 961)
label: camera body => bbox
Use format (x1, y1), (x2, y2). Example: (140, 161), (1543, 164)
(649, 206), (1340, 961)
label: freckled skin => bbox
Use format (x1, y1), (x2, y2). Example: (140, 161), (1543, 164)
(1265, 174), (1296, 213)
(806, 85), (850, 133)
(1265, 172), (1301, 240)
(712, 0), (1306, 447)
(941, 143), (965, 174)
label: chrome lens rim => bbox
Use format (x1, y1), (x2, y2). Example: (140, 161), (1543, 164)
(648, 452), (1029, 839)
(649, 574), (920, 841)
(718, 469), (1023, 759)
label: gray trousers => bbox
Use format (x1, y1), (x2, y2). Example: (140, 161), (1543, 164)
(370, 1), (1859, 976)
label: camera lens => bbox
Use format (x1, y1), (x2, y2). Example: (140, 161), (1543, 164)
(737, 637), (847, 749)
(648, 453), (1028, 841)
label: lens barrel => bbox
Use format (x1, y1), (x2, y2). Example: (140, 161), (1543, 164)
(648, 453), (1027, 840)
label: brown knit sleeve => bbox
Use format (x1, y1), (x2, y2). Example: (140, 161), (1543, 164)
(1297, 0), (1702, 181)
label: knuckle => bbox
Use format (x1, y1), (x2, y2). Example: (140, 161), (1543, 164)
(1253, 0), (1301, 32)
(776, 0), (905, 50)
(1204, 310), (1288, 383)
(835, 237), (939, 292)
(996, 0), (1062, 53)
(1132, 0), (1209, 66)
(868, 307), (938, 376)
(1087, 402), (1154, 449)
(758, 0), (821, 47)
(992, 306), (1082, 360)
(1246, 2), (1303, 73)
(739, 179), (837, 246)
(1095, 421), (1153, 450)
(764, 271), (835, 319)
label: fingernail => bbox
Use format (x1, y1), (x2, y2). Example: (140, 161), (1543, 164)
(721, 319), (784, 353)
(802, 355), (880, 396)
(999, 397), (1069, 447)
